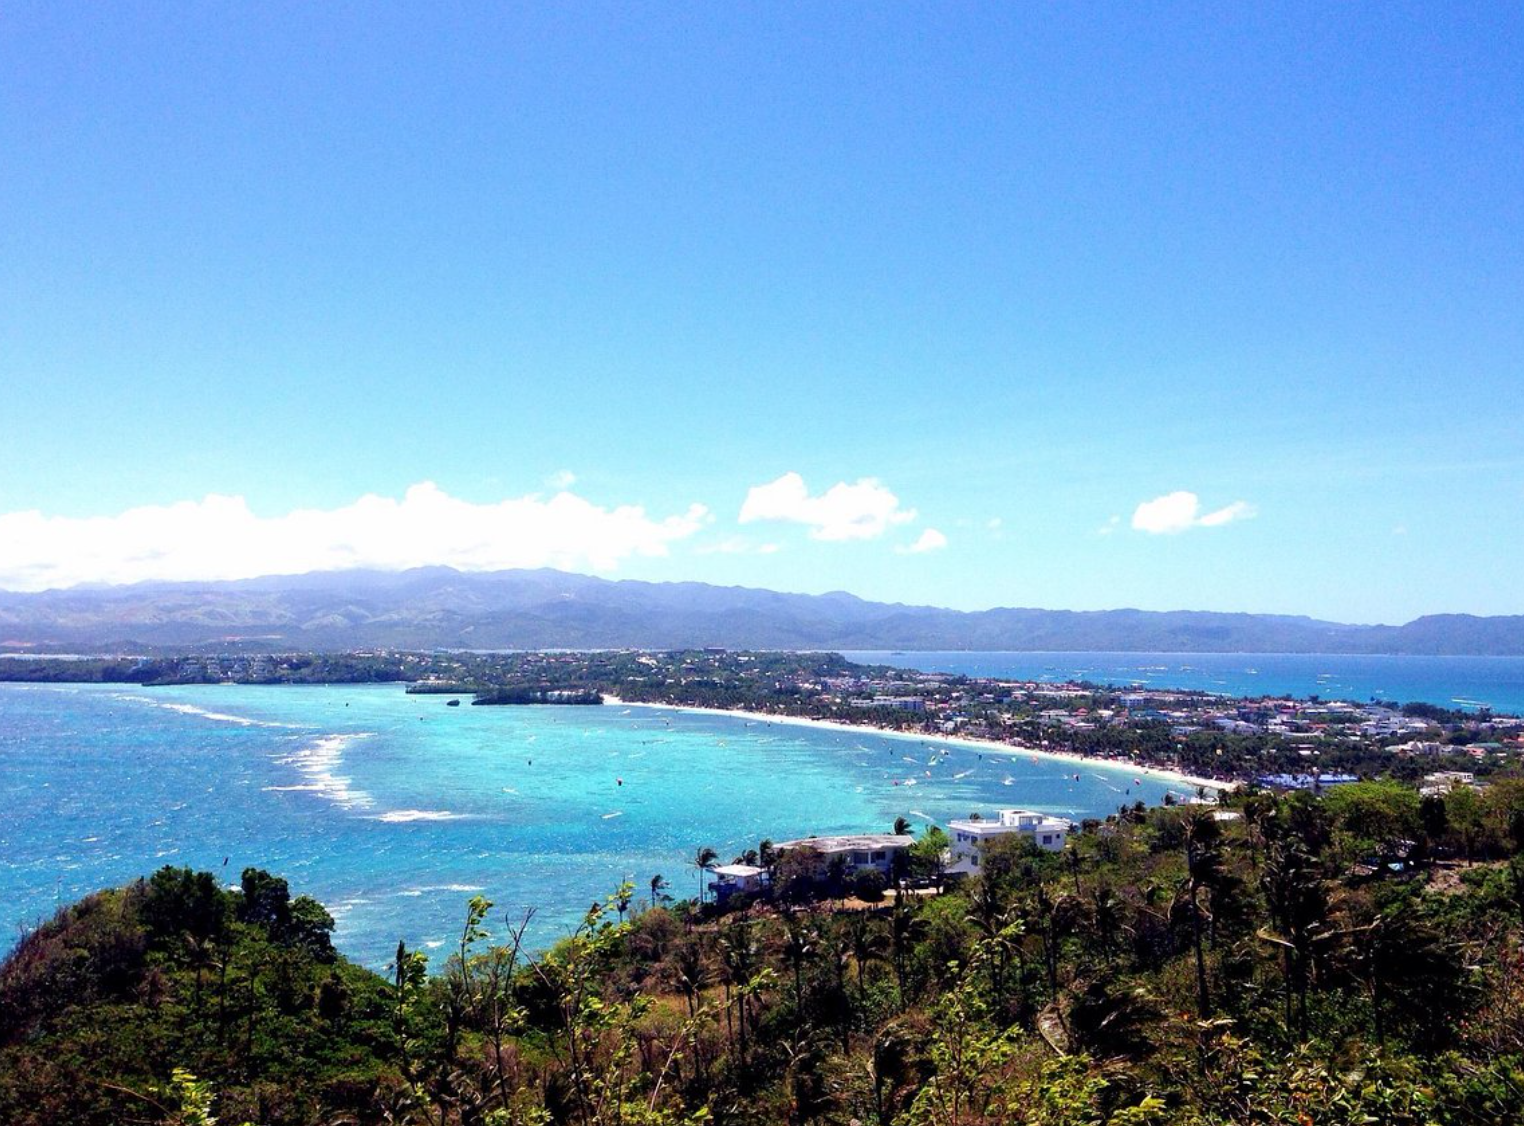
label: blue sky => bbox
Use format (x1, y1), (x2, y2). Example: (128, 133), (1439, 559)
(1, 4), (1520, 623)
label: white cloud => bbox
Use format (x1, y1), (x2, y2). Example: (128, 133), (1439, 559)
(546, 469), (578, 490)
(0, 482), (710, 591)
(897, 528), (948, 554)
(1131, 491), (1256, 535)
(1098, 515), (1121, 536)
(738, 472), (916, 542)
(1196, 500), (1255, 527)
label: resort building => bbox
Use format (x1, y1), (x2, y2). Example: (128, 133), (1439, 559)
(708, 863), (769, 901)
(772, 833), (914, 878)
(845, 696), (927, 712)
(946, 809), (1071, 877)
(1256, 772), (1359, 791)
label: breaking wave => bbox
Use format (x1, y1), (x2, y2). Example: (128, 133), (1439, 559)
(268, 733), (374, 810)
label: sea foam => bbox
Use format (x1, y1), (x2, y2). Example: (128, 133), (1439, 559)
(271, 733), (375, 810)
(112, 694), (305, 729)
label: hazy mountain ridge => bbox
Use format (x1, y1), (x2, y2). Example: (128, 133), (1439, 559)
(0, 568), (1521, 654)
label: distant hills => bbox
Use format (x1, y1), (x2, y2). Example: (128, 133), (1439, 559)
(1, 567), (1522, 655)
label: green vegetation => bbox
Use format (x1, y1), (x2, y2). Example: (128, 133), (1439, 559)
(4, 649), (1515, 789)
(0, 866), (392, 1125)
(13, 777), (1524, 1124)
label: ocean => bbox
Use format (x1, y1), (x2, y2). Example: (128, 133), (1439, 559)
(0, 682), (1176, 968)
(844, 651), (1524, 715)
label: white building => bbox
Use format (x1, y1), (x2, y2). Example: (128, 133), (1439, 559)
(773, 833), (914, 877)
(845, 696), (926, 712)
(709, 863), (769, 900)
(1420, 770), (1480, 797)
(946, 809), (1071, 876)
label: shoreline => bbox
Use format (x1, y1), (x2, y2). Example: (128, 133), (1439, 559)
(604, 697), (1236, 794)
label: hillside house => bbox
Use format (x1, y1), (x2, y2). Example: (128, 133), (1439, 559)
(772, 833), (914, 879)
(946, 809), (1071, 877)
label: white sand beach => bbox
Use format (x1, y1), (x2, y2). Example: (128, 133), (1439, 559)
(604, 697), (1236, 794)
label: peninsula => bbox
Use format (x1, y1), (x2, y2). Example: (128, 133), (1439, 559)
(3, 648), (1515, 789)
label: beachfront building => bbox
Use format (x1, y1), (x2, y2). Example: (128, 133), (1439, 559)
(946, 809), (1071, 877)
(708, 863), (769, 901)
(1256, 772), (1360, 791)
(845, 696), (927, 712)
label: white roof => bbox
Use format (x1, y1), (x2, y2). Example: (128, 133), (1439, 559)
(774, 833), (912, 853)
(949, 811), (1070, 835)
(711, 864), (765, 878)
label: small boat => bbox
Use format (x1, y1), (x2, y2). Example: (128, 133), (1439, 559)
(446, 699), (461, 707)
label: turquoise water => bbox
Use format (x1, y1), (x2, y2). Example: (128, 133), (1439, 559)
(844, 652), (1524, 714)
(0, 683), (1176, 968)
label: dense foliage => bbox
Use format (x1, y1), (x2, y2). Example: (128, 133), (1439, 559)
(11, 778), (1524, 1124)
(0, 867), (394, 1125)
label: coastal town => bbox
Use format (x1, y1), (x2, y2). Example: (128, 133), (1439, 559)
(3, 647), (1516, 791)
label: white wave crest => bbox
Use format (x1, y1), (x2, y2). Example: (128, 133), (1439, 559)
(397, 883), (486, 895)
(272, 733), (374, 810)
(374, 809), (464, 823)
(111, 693), (305, 729)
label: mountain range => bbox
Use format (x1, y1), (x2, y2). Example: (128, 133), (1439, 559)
(1, 567), (1521, 655)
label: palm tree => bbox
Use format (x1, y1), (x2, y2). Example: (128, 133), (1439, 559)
(966, 878), (1021, 1000)
(1178, 809), (1223, 1017)
(185, 934), (214, 1017)
(820, 921), (857, 1051)
(1025, 882), (1077, 1000)
(719, 918), (763, 1066)
(1258, 832), (1332, 1038)
(1066, 974), (1162, 1062)
(781, 912), (818, 1019)
(1339, 897), (1470, 1048)
(889, 893), (926, 1007)
(1087, 883), (1128, 959)
(846, 911), (889, 1001)
(670, 936), (711, 1083)
(649, 873), (670, 910)
(892, 816), (912, 836)
(674, 937), (709, 1018)
(693, 846), (719, 904)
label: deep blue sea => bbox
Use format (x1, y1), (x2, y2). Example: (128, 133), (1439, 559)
(845, 652), (1524, 715)
(0, 683), (1177, 968)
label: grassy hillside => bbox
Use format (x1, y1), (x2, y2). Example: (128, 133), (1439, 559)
(9, 781), (1524, 1124)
